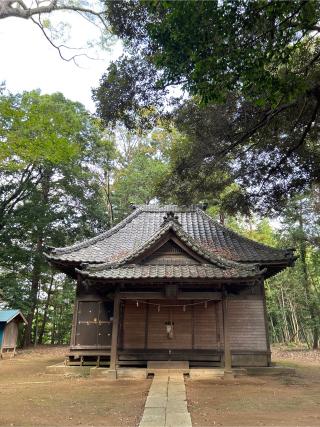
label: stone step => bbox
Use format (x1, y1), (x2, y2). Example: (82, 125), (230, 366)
(147, 361), (190, 375)
(189, 368), (224, 379)
(90, 367), (148, 379)
(147, 361), (189, 369)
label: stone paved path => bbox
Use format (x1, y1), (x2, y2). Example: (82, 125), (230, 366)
(139, 372), (192, 427)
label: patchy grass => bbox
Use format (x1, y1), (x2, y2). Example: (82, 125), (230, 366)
(186, 349), (320, 426)
(1, 345), (320, 426)
(0, 346), (150, 426)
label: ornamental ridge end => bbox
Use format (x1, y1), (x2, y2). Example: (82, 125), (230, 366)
(161, 211), (181, 227)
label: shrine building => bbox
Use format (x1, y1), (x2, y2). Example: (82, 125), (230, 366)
(46, 205), (295, 373)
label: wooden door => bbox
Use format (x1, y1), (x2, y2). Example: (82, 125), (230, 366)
(2, 321), (18, 348)
(75, 301), (113, 347)
(75, 301), (99, 346)
(97, 301), (113, 347)
(147, 300), (193, 350)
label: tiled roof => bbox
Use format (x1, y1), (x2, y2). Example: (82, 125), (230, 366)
(81, 220), (259, 272)
(79, 264), (261, 280)
(47, 205), (294, 265)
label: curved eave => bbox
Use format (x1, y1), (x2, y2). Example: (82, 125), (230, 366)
(241, 256), (297, 279)
(75, 275), (262, 286)
(76, 265), (266, 283)
(45, 255), (83, 278)
(46, 251), (292, 280)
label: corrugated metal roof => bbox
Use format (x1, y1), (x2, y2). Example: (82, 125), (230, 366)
(0, 310), (26, 323)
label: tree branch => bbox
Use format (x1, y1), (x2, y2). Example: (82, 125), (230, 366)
(218, 100), (297, 158)
(30, 15), (98, 65)
(258, 98), (320, 195)
(0, 0), (107, 27)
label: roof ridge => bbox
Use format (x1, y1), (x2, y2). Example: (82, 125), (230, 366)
(48, 207), (143, 256)
(197, 208), (294, 259)
(82, 219), (259, 273)
(137, 204), (198, 212)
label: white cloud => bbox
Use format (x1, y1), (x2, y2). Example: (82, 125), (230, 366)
(0, 13), (122, 112)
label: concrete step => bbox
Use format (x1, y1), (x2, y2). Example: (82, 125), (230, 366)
(189, 368), (224, 379)
(147, 361), (189, 375)
(90, 367), (147, 379)
(147, 361), (189, 369)
(117, 368), (147, 379)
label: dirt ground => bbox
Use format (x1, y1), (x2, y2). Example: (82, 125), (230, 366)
(0, 346), (150, 427)
(1, 346), (320, 426)
(186, 347), (320, 426)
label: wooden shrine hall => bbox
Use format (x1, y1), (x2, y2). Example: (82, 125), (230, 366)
(46, 205), (295, 373)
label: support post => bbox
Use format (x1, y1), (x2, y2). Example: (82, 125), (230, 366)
(261, 279), (271, 366)
(110, 287), (120, 374)
(222, 287), (233, 378)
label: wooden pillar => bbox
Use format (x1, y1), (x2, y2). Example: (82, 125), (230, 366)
(110, 287), (120, 371)
(261, 279), (271, 366)
(222, 288), (233, 376)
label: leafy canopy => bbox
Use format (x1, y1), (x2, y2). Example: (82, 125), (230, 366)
(94, 0), (320, 213)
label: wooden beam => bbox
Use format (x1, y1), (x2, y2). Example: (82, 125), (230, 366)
(222, 288), (233, 376)
(179, 292), (222, 300)
(119, 291), (222, 300)
(120, 292), (163, 300)
(110, 288), (120, 371)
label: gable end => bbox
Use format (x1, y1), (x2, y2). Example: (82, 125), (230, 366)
(142, 239), (200, 265)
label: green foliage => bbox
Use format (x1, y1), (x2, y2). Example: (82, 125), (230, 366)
(96, 1), (320, 213)
(0, 90), (88, 167)
(0, 89), (116, 345)
(105, 0), (320, 108)
(219, 194), (320, 349)
(110, 128), (170, 220)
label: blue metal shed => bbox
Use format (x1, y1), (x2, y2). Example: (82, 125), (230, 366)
(0, 310), (27, 358)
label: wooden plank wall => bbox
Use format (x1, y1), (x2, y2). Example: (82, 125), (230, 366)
(122, 301), (146, 349)
(194, 302), (220, 349)
(228, 299), (267, 351)
(122, 299), (220, 350)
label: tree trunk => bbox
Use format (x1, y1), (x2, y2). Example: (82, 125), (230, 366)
(105, 170), (114, 226)
(23, 237), (43, 346)
(279, 287), (290, 343)
(23, 167), (51, 347)
(38, 272), (55, 344)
